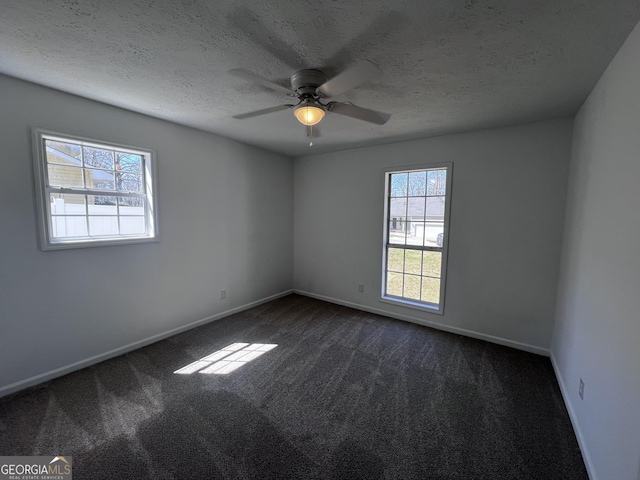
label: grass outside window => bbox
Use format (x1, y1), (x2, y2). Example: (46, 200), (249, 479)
(386, 248), (441, 304)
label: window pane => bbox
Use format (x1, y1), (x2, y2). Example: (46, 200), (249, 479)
(89, 216), (119, 236)
(50, 194), (85, 215)
(388, 224), (406, 245)
(424, 223), (444, 247)
(84, 146), (114, 170)
(425, 196), (445, 220)
(406, 222), (425, 246)
(117, 172), (143, 192)
(387, 272), (403, 297)
(404, 249), (422, 275)
(408, 171), (426, 196)
(119, 197), (145, 215)
(421, 277), (440, 304)
(390, 197), (407, 217)
(88, 195), (117, 215)
(403, 274), (421, 301)
(422, 251), (442, 278)
(51, 216), (88, 238)
(427, 169), (447, 196)
(387, 248), (404, 272)
(48, 164), (84, 188)
(85, 169), (115, 190)
(390, 173), (408, 197)
(116, 153), (142, 174)
(120, 216), (146, 234)
(46, 141), (82, 165)
(406, 197), (426, 220)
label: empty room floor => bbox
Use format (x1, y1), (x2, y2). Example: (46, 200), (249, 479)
(0, 294), (587, 479)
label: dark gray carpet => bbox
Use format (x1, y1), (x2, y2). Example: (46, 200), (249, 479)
(0, 294), (587, 479)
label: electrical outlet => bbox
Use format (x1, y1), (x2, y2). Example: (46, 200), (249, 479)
(358, 284), (365, 293)
(579, 378), (584, 400)
(220, 290), (226, 300)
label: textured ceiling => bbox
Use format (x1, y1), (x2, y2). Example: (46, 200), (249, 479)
(1, 0), (639, 157)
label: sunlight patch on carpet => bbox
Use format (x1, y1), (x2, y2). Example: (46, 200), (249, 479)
(174, 343), (277, 375)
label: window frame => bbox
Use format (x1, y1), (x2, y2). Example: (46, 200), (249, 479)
(31, 128), (159, 250)
(380, 162), (453, 315)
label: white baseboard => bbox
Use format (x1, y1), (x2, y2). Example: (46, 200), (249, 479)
(550, 352), (597, 480)
(0, 289), (293, 399)
(293, 289), (550, 357)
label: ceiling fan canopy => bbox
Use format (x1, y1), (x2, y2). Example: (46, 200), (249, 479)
(230, 60), (391, 131)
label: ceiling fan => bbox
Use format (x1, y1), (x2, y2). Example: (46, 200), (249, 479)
(229, 60), (391, 135)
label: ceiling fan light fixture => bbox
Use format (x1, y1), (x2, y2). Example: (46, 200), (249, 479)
(294, 104), (325, 126)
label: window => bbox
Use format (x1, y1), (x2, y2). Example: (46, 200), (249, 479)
(382, 164), (452, 313)
(32, 129), (158, 250)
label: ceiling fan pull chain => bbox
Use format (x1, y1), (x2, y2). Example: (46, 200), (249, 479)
(306, 125), (314, 146)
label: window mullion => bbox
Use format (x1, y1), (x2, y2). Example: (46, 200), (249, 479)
(116, 193), (122, 236)
(403, 189), (409, 245)
(84, 193), (90, 237)
(387, 243), (441, 253)
(47, 186), (144, 198)
(422, 192), (427, 247)
(401, 249), (406, 298)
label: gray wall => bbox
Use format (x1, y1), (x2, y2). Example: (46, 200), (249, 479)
(552, 21), (640, 480)
(0, 74), (293, 394)
(294, 118), (572, 353)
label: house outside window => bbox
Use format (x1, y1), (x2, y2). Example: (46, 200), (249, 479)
(382, 164), (452, 314)
(32, 129), (158, 250)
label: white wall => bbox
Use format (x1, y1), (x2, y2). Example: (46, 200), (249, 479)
(0, 74), (293, 395)
(294, 118), (572, 353)
(552, 21), (640, 480)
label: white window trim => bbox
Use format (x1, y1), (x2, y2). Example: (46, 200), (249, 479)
(380, 162), (453, 315)
(31, 127), (159, 250)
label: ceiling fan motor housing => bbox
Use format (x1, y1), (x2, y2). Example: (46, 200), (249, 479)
(291, 69), (328, 97)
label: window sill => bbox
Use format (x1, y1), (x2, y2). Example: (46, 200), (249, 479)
(42, 235), (159, 251)
(379, 296), (443, 316)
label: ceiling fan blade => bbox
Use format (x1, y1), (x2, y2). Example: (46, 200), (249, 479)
(317, 60), (382, 97)
(228, 7), (308, 71)
(232, 104), (293, 120)
(229, 68), (293, 95)
(323, 11), (407, 73)
(327, 102), (390, 125)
